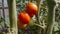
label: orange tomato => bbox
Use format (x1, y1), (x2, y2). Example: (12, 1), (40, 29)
(18, 12), (30, 24)
(17, 19), (27, 29)
(26, 2), (38, 15)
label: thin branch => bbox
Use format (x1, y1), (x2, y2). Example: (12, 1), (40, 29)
(35, 23), (46, 29)
(36, 0), (41, 34)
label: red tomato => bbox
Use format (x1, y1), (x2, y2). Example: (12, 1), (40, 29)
(26, 2), (38, 14)
(18, 12), (30, 24)
(17, 19), (27, 29)
(28, 13), (35, 17)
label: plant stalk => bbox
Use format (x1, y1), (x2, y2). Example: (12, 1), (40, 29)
(8, 0), (18, 34)
(45, 0), (56, 34)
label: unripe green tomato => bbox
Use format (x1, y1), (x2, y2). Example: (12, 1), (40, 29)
(28, 19), (35, 27)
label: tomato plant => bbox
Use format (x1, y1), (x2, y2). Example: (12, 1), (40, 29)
(26, 2), (38, 17)
(18, 12), (30, 24)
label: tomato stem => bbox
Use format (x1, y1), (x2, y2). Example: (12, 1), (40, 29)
(36, 0), (42, 34)
(34, 23), (46, 29)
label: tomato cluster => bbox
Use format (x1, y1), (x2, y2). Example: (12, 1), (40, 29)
(17, 2), (38, 29)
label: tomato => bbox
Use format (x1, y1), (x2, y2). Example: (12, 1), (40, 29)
(29, 19), (35, 27)
(17, 19), (27, 29)
(18, 12), (30, 24)
(26, 2), (38, 15)
(28, 13), (35, 17)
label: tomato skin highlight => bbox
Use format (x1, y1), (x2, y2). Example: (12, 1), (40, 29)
(26, 2), (38, 15)
(18, 12), (30, 24)
(17, 19), (27, 29)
